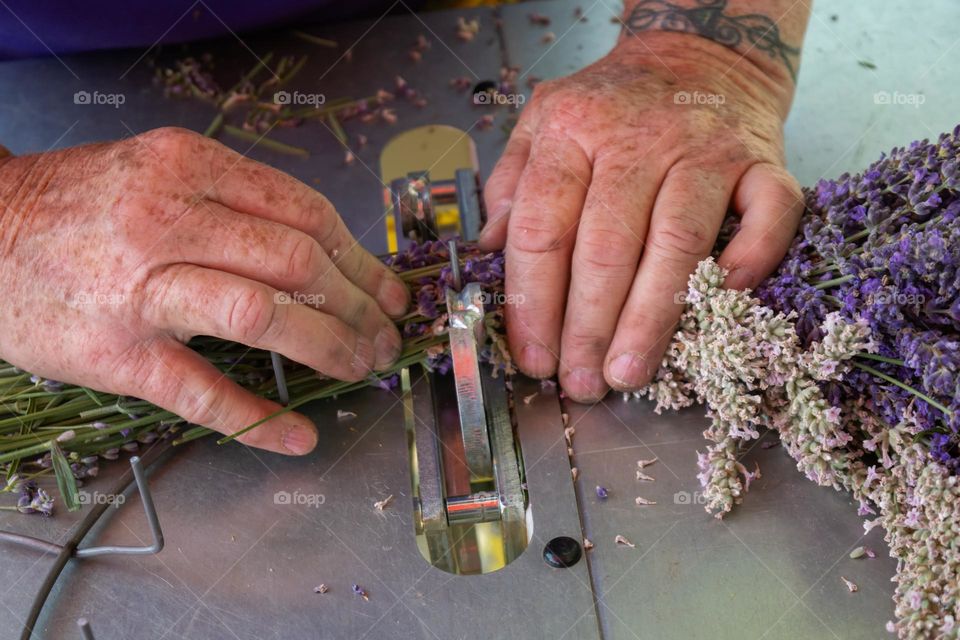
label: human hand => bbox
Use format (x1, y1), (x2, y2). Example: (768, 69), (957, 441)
(0, 127), (409, 454)
(480, 33), (804, 402)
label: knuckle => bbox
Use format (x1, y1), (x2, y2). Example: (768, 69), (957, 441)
(563, 329), (609, 360)
(141, 270), (175, 324)
(226, 286), (280, 344)
(114, 342), (220, 424)
(510, 216), (570, 256)
(529, 80), (559, 104)
(175, 382), (222, 427)
(299, 192), (339, 241)
(650, 216), (712, 260)
(139, 126), (202, 160)
(282, 233), (321, 286)
(574, 231), (638, 274)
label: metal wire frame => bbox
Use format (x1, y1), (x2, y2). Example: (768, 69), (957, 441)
(0, 441), (173, 640)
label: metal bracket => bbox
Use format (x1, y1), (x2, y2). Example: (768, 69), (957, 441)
(74, 455), (164, 558)
(0, 452), (168, 640)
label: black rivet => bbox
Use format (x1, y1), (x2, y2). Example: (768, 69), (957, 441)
(472, 80), (498, 96)
(543, 536), (582, 568)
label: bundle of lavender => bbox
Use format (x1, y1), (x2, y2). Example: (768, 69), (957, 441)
(0, 242), (508, 514)
(641, 125), (960, 638)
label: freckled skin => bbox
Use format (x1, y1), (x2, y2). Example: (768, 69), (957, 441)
(478, 27), (809, 403)
(0, 127), (408, 455)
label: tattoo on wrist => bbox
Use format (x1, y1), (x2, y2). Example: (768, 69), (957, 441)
(624, 0), (800, 81)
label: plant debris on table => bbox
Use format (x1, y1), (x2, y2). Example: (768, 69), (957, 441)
(154, 48), (430, 158)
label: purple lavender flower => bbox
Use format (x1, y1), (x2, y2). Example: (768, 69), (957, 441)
(754, 125), (960, 470)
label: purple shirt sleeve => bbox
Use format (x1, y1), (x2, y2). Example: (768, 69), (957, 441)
(0, 1), (405, 60)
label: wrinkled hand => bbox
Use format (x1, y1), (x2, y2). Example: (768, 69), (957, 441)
(0, 127), (409, 454)
(480, 37), (804, 402)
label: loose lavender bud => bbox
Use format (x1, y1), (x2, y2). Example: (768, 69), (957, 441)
(595, 486), (608, 500)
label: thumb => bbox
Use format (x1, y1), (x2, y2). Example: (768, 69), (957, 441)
(117, 339), (318, 456)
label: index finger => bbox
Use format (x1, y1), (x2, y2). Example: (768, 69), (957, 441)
(200, 143), (410, 317)
(505, 134), (591, 379)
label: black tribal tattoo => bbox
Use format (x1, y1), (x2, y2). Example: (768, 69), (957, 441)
(624, 0), (801, 81)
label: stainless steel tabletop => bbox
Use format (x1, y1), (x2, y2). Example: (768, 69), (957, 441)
(1, 1), (958, 638)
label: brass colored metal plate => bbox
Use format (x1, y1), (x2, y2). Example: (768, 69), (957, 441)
(380, 125), (479, 252)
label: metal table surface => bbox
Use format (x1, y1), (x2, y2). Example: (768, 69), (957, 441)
(1, 1), (958, 638)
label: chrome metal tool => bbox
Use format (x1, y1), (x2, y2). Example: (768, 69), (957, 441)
(402, 241), (527, 574)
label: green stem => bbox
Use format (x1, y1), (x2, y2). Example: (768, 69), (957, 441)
(203, 112), (224, 137)
(292, 31), (338, 47)
(222, 125), (309, 158)
(813, 275), (854, 290)
(855, 353), (905, 366)
(853, 362), (952, 415)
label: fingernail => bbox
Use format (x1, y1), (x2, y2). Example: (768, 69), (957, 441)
(351, 336), (375, 377)
(608, 352), (650, 390)
(521, 343), (556, 378)
(374, 326), (402, 370)
(566, 368), (609, 403)
(281, 423), (317, 455)
(378, 276), (410, 317)
(724, 266), (755, 291)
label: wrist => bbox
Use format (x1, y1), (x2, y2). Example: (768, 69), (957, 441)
(617, 0), (807, 97)
(612, 30), (796, 118)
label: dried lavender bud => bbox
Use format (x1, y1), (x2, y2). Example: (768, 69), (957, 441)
(595, 486), (608, 500)
(352, 584), (369, 600)
(527, 12), (551, 25)
(841, 576), (859, 593)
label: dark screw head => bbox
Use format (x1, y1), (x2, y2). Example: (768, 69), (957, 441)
(472, 80), (498, 96)
(543, 536), (582, 568)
